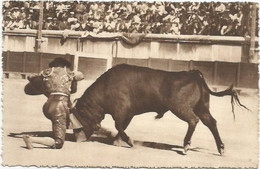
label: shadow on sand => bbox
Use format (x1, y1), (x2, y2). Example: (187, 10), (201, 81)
(9, 127), (215, 155)
(8, 131), (75, 142)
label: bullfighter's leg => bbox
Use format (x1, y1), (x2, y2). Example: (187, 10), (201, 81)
(50, 101), (67, 149)
(194, 102), (224, 155)
(171, 109), (199, 154)
(23, 98), (67, 149)
(23, 135), (55, 149)
(113, 115), (134, 147)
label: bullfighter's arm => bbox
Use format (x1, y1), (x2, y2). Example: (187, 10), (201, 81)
(71, 79), (78, 94)
(70, 71), (84, 94)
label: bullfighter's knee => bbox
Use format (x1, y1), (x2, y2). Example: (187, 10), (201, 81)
(51, 138), (64, 149)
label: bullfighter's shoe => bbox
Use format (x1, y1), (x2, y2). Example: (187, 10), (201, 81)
(23, 135), (33, 150)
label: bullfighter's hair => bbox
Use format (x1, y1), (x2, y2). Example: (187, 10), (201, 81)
(49, 57), (71, 68)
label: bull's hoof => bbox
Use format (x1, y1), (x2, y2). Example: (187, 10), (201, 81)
(74, 129), (87, 142)
(127, 138), (134, 147)
(219, 148), (225, 156)
(218, 144), (225, 156)
(113, 139), (121, 146)
(113, 137), (133, 148)
(183, 144), (190, 155)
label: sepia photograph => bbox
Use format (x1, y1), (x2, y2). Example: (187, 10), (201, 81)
(1, 1), (259, 168)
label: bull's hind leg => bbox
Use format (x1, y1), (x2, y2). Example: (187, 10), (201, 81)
(171, 109), (199, 154)
(194, 102), (224, 155)
(183, 113), (199, 154)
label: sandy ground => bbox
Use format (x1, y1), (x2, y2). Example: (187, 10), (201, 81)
(2, 78), (259, 168)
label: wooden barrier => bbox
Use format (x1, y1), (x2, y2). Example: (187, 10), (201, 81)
(2, 51), (74, 73)
(2, 30), (259, 88)
(78, 57), (107, 80)
(3, 30), (259, 63)
(112, 58), (258, 89)
(2, 51), (258, 88)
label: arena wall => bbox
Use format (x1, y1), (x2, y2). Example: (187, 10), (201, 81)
(2, 30), (259, 89)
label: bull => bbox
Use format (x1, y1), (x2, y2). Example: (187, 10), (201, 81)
(71, 64), (248, 155)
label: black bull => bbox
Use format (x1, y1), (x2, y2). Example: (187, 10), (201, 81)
(72, 64), (248, 155)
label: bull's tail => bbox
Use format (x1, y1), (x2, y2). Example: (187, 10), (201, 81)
(195, 70), (249, 119)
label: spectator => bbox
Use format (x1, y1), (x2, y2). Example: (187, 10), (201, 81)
(156, 2), (167, 16)
(220, 17), (236, 36)
(215, 2), (226, 13)
(126, 3), (133, 14)
(84, 20), (95, 32)
(133, 13), (141, 23)
(189, 2), (200, 11)
(58, 16), (69, 30)
(188, 14), (202, 35)
(49, 17), (59, 30)
(56, 2), (66, 13)
(149, 3), (157, 14)
(9, 17), (24, 30)
(163, 10), (176, 22)
(161, 21), (172, 34)
(104, 18), (115, 32)
(19, 7), (27, 21)
(56, 9), (66, 21)
(241, 2), (250, 36)
(68, 12), (76, 23)
(4, 15), (13, 30)
(11, 7), (20, 19)
(75, 2), (86, 19)
(2, 1), (257, 37)
(93, 8), (102, 20)
(198, 12), (210, 35)
(104, 9), (113, 22)
(171, 22), (180, 35)
(151, 22), (162, 34)
(43, 17), (52, 30)
(116, 17), (128, 32)
(30, 6), (40, 29)
(92, 18), (103, 33)
(69, 18), (80, 31)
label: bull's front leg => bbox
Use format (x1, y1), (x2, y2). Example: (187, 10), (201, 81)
(113, 132), (133, 147)
(113, 115), (134, 147)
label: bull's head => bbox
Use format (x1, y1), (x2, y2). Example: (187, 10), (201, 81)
(70, 100), (98, 139)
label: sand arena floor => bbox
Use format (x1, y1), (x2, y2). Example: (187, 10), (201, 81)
(2, 78), (259, 168)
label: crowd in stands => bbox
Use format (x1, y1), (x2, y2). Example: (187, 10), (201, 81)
(2, 1), (258, 36)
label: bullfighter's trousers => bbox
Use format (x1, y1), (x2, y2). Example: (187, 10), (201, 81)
(43, 95), (69, 149)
